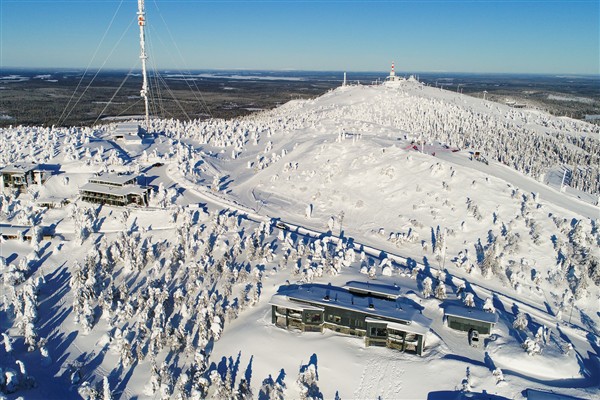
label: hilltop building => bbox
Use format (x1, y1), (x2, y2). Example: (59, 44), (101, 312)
(79, 172), (151, 207)
(112, 122), (143, 145)
(269, 281), (432, 356)
(384, 62), (404, 84)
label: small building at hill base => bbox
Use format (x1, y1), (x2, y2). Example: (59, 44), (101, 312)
(444, 305), (498, 335)
(0, 225), (53, 241)
(79, 172), (151, 207)
(269, 282), (431, 356)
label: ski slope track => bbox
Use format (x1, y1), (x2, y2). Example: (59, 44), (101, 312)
(0, 81), (598, 399)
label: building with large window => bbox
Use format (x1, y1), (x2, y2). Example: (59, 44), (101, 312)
(444, 305), (498, 335)
(269, 281), (432, 356)
(79, 172), (151, 207)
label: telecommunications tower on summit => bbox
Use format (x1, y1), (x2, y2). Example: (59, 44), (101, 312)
(385, 62), (403, 83)
(137, 0), (150, 131)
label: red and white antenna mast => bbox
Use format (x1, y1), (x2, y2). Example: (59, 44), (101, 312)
(390, 62), (396, 78)
(137, 0), (150, 131)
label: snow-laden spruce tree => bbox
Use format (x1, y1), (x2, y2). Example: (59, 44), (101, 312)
(463, 293), (475, 308)
(480, 241), (502, 279)
(296, 356), (322, 400)
(258, 374), (285, 400)
(235, 377), (253, 400)
(522, 338), (542, 356)
(422, 277), (433, 298)
(15, 359), (35, 389)
(434, 280), (447, 300)
(305, 204), (312, 219)
(493, 368), (505, 384)
(460, 367), (472, 392)
(174, 371), (190, 400)
(23, 322), (38, 352)
(483, 297), (496, 313)
(102, 376), (113, 400)
(513, 312), (528, 331)
(2, 332), (14, 354)
(433, 226), (446, 262)
(209, 369), (229, 399)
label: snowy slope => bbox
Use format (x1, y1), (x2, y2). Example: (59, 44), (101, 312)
(0, 80), (598, 400)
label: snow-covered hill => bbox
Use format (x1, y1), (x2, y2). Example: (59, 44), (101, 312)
(0, 80), (598, 399)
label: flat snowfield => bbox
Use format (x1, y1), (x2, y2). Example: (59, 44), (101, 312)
(0, 81), (598, 399)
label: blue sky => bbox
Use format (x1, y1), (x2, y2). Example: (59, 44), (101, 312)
(1, 0), (598, 74)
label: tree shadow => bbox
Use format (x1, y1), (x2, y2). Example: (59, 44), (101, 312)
(244, 355), (253, 386)
(427, 390), (511, 400)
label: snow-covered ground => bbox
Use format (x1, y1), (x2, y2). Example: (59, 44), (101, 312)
(0, 80), (598, 399)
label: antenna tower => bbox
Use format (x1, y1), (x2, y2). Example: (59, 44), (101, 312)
(137, 0), (150, 130)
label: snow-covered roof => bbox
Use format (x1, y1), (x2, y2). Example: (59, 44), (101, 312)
(271, 283), (431, 330)
(113, 122), (140, 135)
(269, 294), (325, 312)
(112, 122), (142, 144)
(444, 305), (498, 324)
(88, 173), (137, 186)
(0, 224), (31, 237)
(0, 163), (38, 174)
(80, 182), (149, 197)
(365, 316), (430, 336)
(343, 281), (401, 299)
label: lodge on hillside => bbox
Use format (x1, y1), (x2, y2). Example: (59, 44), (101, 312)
(0, 163), (50, 192)
(269, 281), (432, 356)
(79, 172), (151, 207)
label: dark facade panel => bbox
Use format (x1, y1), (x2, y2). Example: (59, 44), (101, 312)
(447, 316), (493, 334)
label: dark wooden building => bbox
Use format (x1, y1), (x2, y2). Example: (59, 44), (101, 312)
(269, 282), (431, 356)
(444, 305), (498, 335)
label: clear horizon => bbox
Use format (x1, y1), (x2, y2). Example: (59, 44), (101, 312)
(2, 67), (600, 77)
(1, 0), (599, 75)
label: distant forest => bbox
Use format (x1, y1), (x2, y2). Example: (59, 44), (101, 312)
(1, 69), (599, 127)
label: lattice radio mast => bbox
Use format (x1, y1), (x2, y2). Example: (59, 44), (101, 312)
(137, 0), (150, 131)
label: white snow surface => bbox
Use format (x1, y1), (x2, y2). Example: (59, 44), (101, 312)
(0, 81), (598, 399)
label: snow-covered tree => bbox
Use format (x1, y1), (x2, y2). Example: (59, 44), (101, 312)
(235, 378), (253, 400)
(1, 332), (13, 354)
(422, 277), (433, 298)
(483, 297), (496, 313)
(305, 204), (312, 219)
(522, 338), (542, 356)
(434, 281), (447, 300)
(296, 361), (321, 400)
(463, 293), (475, 308)
(102, 376), (113, 400)
(209, 370), (229, 399)
(492, 368), (504, 384)
(513, 312), (528, 331)
(460, 367), (472, 392)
